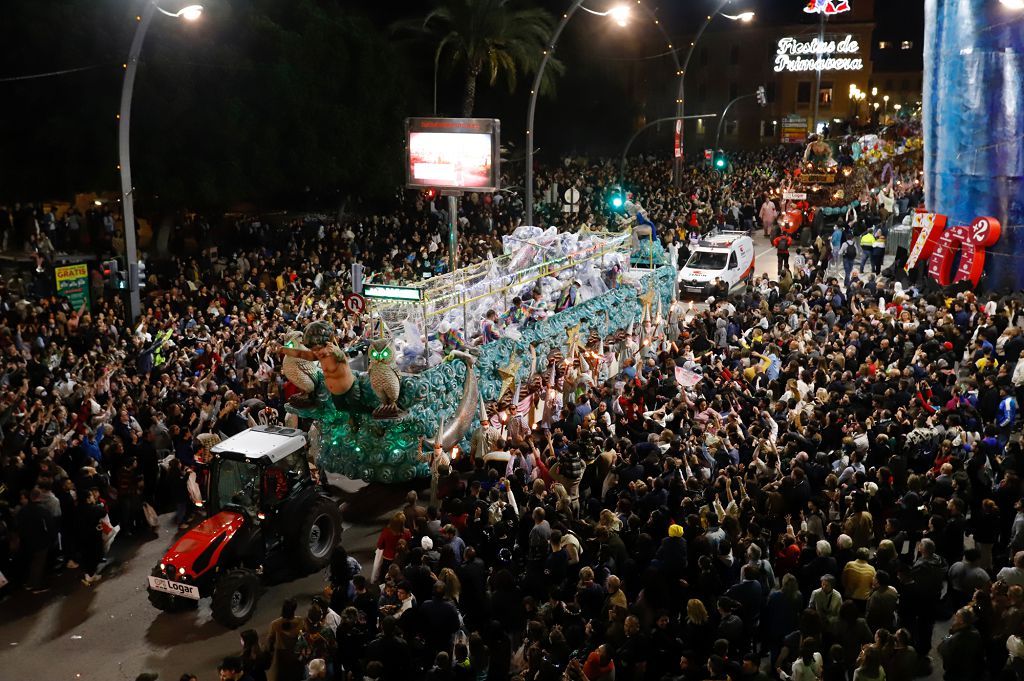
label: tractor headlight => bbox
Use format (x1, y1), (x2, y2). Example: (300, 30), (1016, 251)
(178, 567), (186, 576)
(159, 563), (166, 571)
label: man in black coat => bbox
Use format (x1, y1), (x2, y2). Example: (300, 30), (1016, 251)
(937, 607), (985, 681)
(901, 538), (948, 665)
(417, 582), (462, 659)
(364, 616), (413, 681)
(16, 488), (56, 592)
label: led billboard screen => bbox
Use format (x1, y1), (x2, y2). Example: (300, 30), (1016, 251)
(405, 117), (500, 192)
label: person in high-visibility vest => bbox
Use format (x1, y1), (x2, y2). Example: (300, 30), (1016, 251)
(859, 229), (876, 273)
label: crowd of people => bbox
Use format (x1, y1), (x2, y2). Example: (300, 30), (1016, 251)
(4, 131), (1023, 681)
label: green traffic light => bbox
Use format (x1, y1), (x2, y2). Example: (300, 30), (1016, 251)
(611, 196), (624, 209)
(715, 158), (726, 169)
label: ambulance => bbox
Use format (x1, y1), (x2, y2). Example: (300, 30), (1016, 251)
(677, 231), (756, 296)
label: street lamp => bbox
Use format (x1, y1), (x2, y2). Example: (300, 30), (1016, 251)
(871, 86), (878, 96)
(119, 1), (203, 321)
(159, 4), (202, 20)
(883, 94), (890, 120)
(606, 5), (631, 26)
(849, 85), (865, 118)
(524, 1), (631, 226)
(672, 0), (755, 187)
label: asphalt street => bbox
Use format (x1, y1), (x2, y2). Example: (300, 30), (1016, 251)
(0, 474), (415, 681)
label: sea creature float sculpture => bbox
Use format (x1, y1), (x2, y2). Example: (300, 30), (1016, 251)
(283, 267), (674, 483)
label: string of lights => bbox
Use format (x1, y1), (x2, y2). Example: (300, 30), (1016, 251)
(0, 63), (113, 83)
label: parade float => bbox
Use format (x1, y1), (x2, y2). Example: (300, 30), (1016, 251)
(285, 223), (676, 483)
(774, 131), (924, 234)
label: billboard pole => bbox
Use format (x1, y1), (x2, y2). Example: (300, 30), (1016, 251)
(447, 194), (459, 273)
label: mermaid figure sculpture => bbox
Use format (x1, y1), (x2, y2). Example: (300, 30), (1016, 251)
(619, 194), (667, 267)
(274, 320), (360, 410)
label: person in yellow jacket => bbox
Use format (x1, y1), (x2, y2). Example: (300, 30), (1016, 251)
(859, 229), (876, 273)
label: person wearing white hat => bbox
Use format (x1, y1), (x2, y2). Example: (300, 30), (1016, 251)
(307, 658), (328, 679)
(1007, 635), (1024, 679)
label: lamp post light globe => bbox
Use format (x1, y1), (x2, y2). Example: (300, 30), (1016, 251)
(608, 5), (630, 27)
(157, 3), (203, 20)
(179, 4), (203, 20)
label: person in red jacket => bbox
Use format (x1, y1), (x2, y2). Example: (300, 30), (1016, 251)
(375, 512), (411, 578)
(773, 233), (793, 272)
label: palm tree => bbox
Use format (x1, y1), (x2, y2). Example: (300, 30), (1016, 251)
(399, 0), (564, 117)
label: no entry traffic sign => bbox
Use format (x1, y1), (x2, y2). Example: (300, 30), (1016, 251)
(345, 293), (366, 314)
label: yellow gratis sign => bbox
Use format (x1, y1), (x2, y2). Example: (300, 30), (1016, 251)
(55, 263), (90, 311)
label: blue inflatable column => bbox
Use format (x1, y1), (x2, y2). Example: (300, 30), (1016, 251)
(923, 0), (1024, 291)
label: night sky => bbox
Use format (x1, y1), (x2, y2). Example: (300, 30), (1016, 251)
(0, 0), (926, 206)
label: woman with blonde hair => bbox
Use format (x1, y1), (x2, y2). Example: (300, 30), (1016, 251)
(684, 598), (714, 665)
(764, 573), (804, 661)
(550, 483), (572, 517)
(439, 567), (462, 603)
(599, 508), (622, 533)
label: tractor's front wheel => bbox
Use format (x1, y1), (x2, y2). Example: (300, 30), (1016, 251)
(291, 498), (342, 572)
(210, 568), (260, 628)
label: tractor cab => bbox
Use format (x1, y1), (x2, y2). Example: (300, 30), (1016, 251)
(208, 425), (311, 517)
(148, 425), (341, 628)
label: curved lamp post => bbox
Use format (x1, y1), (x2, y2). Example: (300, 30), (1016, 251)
(118, 1), (203, 321)
(671, 0), (753, 188)
(525, 2), (619, 226)
(714, 90), (759, 151)
(619, 113), (719, 185)
(524, 2), (681, 226)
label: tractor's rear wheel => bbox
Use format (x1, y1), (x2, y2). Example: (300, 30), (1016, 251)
(211, 568), (260, 628)
(291, 498), (342, 572)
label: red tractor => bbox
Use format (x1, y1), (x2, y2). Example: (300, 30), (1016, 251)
(147, 425), (342, 627)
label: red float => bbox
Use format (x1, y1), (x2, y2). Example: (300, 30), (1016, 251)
(781, 209), (803, 234)
(926, 216), (1001, 287)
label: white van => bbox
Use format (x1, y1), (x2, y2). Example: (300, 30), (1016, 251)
(677, 232), (755, 296)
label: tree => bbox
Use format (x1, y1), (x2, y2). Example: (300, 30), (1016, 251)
(400, 0), (564, 117)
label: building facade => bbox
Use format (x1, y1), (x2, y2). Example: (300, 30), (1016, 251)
(680, 0), (921, 153)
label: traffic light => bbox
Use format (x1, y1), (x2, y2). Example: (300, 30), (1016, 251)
(102, 259), (129, 290)
(102, 259), (118, 289)
(130, 260), (146, 290)
(756, 85), (767, 107)
(610, 194), (624, 209)
(713, 150), (728, 170)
